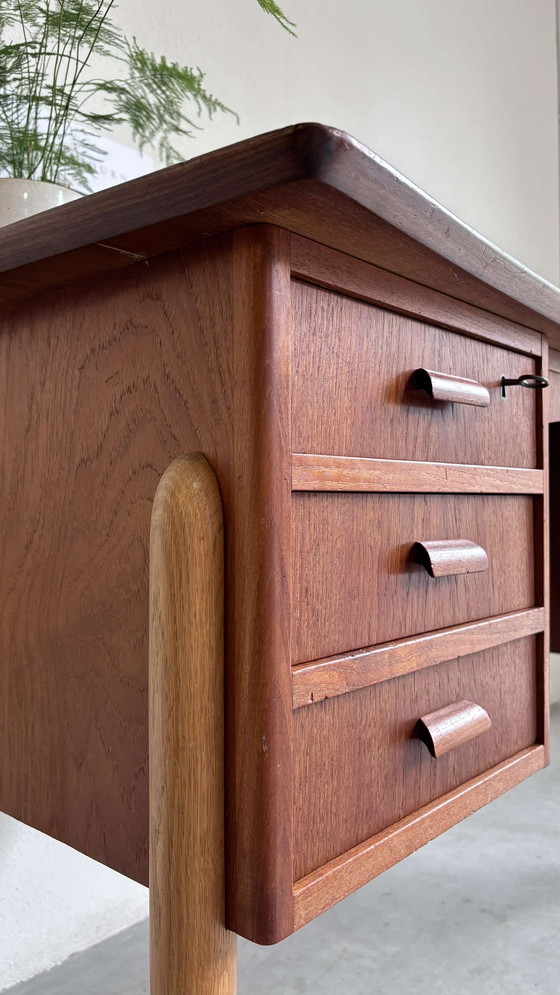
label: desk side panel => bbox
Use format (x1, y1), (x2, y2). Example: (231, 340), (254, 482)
(0, 236), (237, 884)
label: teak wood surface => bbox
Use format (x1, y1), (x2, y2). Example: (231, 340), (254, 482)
(1, 124), (559, 343)
(1, 232), (237, 882)
(409, 368), (490, 406)
(412, 539), (489, 578)
(0, 220), (552, 946)
(550, 349), (560, 372)
(292, 637), (537, 880)
(0, 226), (294, 927)
(551, 421), (560, 653)
(1, 122), (558, 955)
(550, 369), (560, 424)
(292, 608), (545, 708)
(292, 745), (545, 929)
(290, 233), (544, 357)
(291, 492), (535, 663)
(291, 280), (540, 468)
(549, 348), (560, 653)
(417, 700), (492, 758)
(291, 454), (544, 494)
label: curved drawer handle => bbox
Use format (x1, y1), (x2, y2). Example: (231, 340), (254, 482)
(409, 368), (490, 407)
(412, 539), (488, 578)
(416, 700), (492, 757)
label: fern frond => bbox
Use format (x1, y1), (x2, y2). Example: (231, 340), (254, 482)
(41, 0), (123, 57)
(0, 0), (295, 186)
(100, 40), (237, 165)
(255, 0), (296, 35)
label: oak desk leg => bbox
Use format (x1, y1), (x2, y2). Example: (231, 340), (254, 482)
(149, 454), (237, 994)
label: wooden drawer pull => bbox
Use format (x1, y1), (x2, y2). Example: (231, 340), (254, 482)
(412, 539), (488, 577)
(409, 368), (490, 407)
(416, 700), (492, 757)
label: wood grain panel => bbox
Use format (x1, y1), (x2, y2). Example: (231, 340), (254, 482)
(292, 493), (535, 663)
(417, 701), (492, 758)
(549, 349), (560, 373)
(549, 370), (560, 423)
(411, 368), (489, 406)
(225, 227), (294, 944)
(0, 238), (237, 884)
(292, 281), (539, 467)
(0, 244), (145, 306)
(293, 637), (538, 879)
(291, 454), (544, 493)
(291, 233), (542, 357)
(293, 745), (545, 929)
(292, 609), (544, 707)
(536, 340), (550, 754)
(0, 227), (293, 935)
(549, 421), (560, 653)
(412, 538), (488, 577)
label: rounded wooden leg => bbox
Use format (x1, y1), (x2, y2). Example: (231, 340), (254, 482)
(149, 454), (237, 994)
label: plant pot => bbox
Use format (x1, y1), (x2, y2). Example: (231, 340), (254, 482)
(0, 178), (83, 227)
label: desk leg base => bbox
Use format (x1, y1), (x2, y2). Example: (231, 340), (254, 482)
(150, 454), (237, 994)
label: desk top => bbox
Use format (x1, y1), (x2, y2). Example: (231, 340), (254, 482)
(1, 123), (559, 344)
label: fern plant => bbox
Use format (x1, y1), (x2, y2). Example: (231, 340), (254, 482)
(0, 0), (295, 190)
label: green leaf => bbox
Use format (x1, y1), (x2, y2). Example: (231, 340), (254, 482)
(100, 39), (237, 165)
(255, 0), (296, 35)
(0, 0), (295, 185)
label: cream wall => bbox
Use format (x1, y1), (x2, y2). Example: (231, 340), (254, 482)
(1, 0), (558, 988)
(113, 0), (559, 281)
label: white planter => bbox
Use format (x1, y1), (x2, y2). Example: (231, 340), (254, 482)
(0, 178), (83, 227)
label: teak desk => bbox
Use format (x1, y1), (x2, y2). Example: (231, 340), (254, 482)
(1, 124), (560, 992)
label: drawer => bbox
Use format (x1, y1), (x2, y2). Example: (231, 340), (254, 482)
(293, 635), (538, 879)
(291, 282), (539, 468)
(292, 493), (535, 663)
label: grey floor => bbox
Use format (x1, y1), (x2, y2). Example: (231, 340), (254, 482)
(9, 708), (560, 995)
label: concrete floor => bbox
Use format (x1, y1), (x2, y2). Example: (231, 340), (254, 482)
(8, 707), (560, 994)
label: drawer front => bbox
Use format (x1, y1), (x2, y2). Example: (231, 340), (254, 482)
(292, 282), (538, 468)
(292, 493), (535, 663)
(293, 636), (537, 880)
